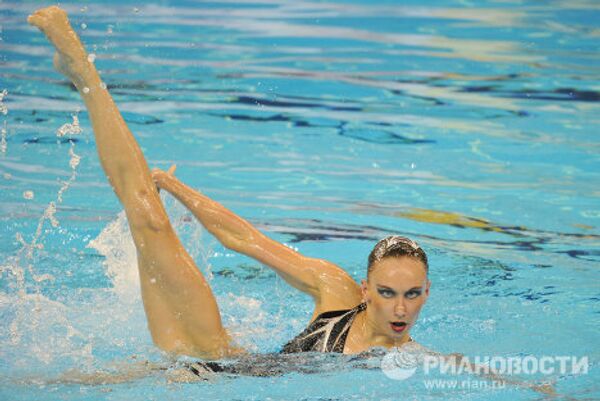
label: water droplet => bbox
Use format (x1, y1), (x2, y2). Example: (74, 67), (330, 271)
(0, 89), (8, 115)
(87, 53), (96, 63)
(150, 278), (156, 284)
(81, 23), (87, 30)
(107, 25), (114, 34)
(69, 147), (81, 169)
(3, 173), (11, 180)
(0, 121), (7, 153)
(100, 82), (107, 90)
(82, 87), (90, 94)
(23, 190), (34, 200)
(80, 6), (88, 12)
(57, 115), (83, 137)
(133, 7), (140, 13)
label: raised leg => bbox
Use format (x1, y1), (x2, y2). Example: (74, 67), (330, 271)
(28, 6), (241, 359)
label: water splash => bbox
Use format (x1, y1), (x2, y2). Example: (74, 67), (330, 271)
(0, 292), (94, 370)
(1, 114), (86, 372)
(1, 90), (8, 155)
(1, 121), (7, 155)
(161, 193), (216, 280)
(56, 114), (83, 137)
(87, 211), (140, 301)
(19, 114), (83, 259)
(219, 294), (268, 352)
(0, 89), (7, 115)
(57, 143), (80, 203)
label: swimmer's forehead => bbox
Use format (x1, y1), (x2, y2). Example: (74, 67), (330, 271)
(369, 258), (427, 289)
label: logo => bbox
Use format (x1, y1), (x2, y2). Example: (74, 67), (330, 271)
(380, 347), (419, 380)
(380, 349), (589, 391)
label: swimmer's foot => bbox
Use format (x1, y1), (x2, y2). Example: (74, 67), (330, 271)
(28, 6), (95, 88)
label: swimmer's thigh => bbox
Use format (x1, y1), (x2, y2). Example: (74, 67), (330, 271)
(134, 221), (234, 358)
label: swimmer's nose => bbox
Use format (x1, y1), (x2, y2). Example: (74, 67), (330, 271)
(394, 299), (406, 318)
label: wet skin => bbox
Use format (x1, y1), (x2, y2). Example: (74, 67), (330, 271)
(360, 257), (430, 346)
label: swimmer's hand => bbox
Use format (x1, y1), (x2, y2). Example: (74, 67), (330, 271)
(151, 164), (177, 192)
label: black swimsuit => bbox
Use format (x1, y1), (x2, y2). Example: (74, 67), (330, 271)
(186, 303), (367, 378)
(281, 303), (366, 353)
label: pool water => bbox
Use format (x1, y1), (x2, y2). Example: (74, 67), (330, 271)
(1, 0), (598, 400)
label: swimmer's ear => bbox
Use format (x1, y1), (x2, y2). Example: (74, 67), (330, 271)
(360, 279), (370, 303)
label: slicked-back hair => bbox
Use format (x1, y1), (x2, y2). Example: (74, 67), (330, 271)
(367, 235), (428, 276)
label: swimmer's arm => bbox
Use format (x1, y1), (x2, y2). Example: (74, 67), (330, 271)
(152, 169), (361, 304)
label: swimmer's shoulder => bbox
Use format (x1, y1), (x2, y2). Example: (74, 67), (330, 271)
(311, 274), (362, 319)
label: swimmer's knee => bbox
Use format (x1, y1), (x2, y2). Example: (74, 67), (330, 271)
(125, 188), (171, 233)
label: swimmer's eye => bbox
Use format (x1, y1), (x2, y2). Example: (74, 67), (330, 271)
(377, 288), (396, 298)
(405, 289), (422, 299)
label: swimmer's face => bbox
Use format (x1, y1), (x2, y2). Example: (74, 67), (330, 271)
(362, 257), (430, 342)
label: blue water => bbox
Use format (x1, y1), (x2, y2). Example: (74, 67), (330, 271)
(1, 0), (599, 400)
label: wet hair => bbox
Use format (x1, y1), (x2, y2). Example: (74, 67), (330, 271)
(367, 235), (428, 276)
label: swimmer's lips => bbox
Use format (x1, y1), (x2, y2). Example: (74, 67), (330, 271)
(390, 321), (408, 333)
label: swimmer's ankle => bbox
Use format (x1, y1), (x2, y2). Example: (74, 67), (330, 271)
(73, 66), (101, 92)
(54, 55), (101, 92)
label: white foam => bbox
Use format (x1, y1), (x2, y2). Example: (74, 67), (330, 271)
(87, 211), (140, 301)
(219, 294), (268, 352)
(0, 290), (94, 370)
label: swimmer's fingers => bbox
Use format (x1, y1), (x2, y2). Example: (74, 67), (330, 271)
(151, 165), (178, 192)
(151, 168), (167, 192)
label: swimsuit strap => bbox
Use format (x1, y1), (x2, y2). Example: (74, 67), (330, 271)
(328, 302), (367, 353)
(281, 303), (368, 354)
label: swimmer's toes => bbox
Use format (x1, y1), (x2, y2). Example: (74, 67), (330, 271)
(27, 12), (47, 30)
(28, 6), (69, 32)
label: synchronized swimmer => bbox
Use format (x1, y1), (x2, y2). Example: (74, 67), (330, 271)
(28, 6), (557, 395)
(28, 6), (429, 360)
